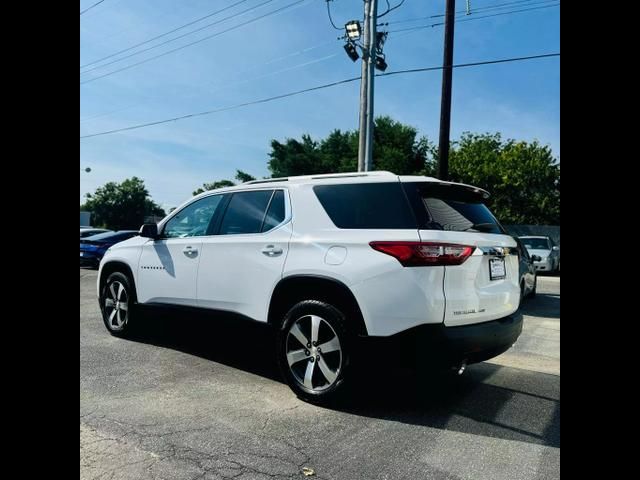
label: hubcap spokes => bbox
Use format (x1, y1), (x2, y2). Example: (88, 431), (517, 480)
(286, 315), (342, 391)
(105, 281), (128, 330)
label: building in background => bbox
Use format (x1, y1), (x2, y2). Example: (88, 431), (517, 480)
(80, 211), (91, 227)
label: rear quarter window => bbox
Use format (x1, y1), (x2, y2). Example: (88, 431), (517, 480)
(313, 183), (416, 229)
(402, 182), (504, 234)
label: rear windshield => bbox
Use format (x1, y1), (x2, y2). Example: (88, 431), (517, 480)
(313, 183), (416, 229)
(520, 238), (550, 250)
(402, 182), (504, 234)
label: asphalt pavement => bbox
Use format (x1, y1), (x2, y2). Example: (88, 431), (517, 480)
(80, 269), (559, 480)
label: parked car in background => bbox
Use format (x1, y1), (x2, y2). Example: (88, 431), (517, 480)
(519, 236), (560, 274)
(513, 236), (538, 299)
(80, 230), (138, 268)
(80, 227), (111, 238)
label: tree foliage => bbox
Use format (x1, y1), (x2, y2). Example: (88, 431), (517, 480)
(267, 120), (559, 225)
(448, 133), (560, 224)
(268, 116), (433, 177)
(80, 177), (166, 230)
(192, 169), (256, 195)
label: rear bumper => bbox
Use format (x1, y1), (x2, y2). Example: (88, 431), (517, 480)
(360, 312), (523, 367)
(534, 259), (554, 271)
(435, 312), (523, 364)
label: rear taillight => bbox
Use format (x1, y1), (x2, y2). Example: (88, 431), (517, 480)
(369, 242), (475, 266)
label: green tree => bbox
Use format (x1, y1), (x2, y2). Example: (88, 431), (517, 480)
(192, 170), (257, 195)
(268, 116), (433, 177)
(268, 134), (323, 177)
(448, 132), (560, 224)
(80, 177), (166, 230)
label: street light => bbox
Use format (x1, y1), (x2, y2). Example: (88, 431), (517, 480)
(345, 20), (362, 40)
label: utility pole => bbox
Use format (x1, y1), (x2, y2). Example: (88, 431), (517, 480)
(437, 0), (456, 181)
(357, 0), (378, 172)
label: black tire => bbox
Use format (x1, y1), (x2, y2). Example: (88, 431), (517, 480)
(276, 300), (352, 405)
(100, 271), (136, 337)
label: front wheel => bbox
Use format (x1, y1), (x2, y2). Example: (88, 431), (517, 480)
(100, 272), (136, 337)
(276, 300), (352, 405)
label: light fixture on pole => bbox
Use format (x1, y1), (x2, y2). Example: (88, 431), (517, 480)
(374, 53), (387, 72)
(375, 31), (387, 52)
(374, 31), (388, 71)
(343, 42), (359, 62)
(345, 20), (362, 40)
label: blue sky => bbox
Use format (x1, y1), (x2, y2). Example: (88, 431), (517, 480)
(80, 0), (560, 210)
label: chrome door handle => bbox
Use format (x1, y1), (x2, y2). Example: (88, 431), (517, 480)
(261, 245), (283, 257)
(183, 246), (198, 256)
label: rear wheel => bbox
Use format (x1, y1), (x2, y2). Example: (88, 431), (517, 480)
(277, 300), (352, 404)
(100, 272), (136, 337)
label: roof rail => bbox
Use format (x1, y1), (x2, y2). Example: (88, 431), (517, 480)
(244, 171), (396, 184)
(243, 177), (289, 185)
(308, 171), (395, 180)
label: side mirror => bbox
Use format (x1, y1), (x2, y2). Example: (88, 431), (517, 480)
(531, 255), (542, 262)
(139, 223), (158, 239)
(552, 246), (559, 251)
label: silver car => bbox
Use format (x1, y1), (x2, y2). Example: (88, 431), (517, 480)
(519, 236), (560, 273)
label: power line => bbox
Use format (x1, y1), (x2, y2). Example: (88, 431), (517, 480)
(81, 0), (276, 75)
(80, 0), (310, 85)
(389, 2), (559, 33)
(379, 0), (405, 19)
(385, 0), (556, 24)
(325, 0), (342, 30)
(80, 0), (106, 16)
(80, 0), (252, 70)
(80, 52), (559, 139)
(80, 39), (338, 124)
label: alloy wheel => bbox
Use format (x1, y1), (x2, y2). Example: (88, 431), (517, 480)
(104, 281), (129, 331)
(285, 315), (342, 392)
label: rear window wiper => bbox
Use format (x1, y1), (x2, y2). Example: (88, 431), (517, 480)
(463, 223), (496, 232)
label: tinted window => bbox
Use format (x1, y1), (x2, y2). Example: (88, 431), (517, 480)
(163, 195), (224, 238)
(262, 190), (286, 232)
(219, 190), (274, 235)
(313, 183), (416, 229)
(403, 183), (503, 234)
(521, 238), (550, 250)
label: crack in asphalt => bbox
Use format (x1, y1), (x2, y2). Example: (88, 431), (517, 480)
(81, 408), (326, 480)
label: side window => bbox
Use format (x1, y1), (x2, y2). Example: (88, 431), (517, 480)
(162, 195), (224, 239)
(313, 183), (416, 229)
(219, 190), (274, 235)
(261, 190), (286, 232)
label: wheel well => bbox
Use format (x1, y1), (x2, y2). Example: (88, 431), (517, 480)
(268, 275), (368, 336)
(99, 261), (137, 302)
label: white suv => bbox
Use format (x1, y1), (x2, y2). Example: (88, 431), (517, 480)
(97, 171), (522, 403)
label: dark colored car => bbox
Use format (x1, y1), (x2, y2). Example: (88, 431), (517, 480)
(513, 236), (539, 300)
(80, 228), (111, 238)
(80, 230), (138, 268)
